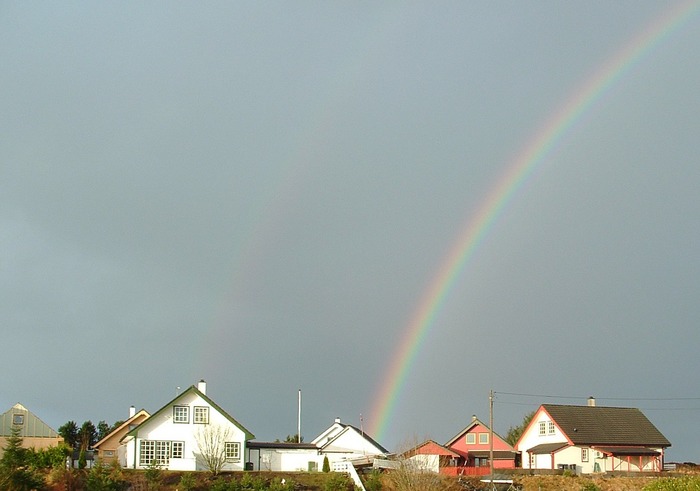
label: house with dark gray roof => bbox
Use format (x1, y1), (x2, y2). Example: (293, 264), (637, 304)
(515, 398), (670, 474)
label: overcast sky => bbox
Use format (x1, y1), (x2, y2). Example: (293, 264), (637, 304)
(2, 1), (700, 461)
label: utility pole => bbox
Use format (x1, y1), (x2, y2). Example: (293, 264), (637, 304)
(489, 389), (494, 489)
(297, 389), (302, 443)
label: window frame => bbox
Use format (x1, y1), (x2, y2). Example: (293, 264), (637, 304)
(12, 413), (24, 426)
(478, 432), (489, 445)
(538, 421), (546, 436)
(466, 433), (476, 445)
(581, 447), (589, 462)
(193, 406), (210, 424)
(548, 421), (555, 435)
(172, 441), (185, 460)
(225, 442), (240, 461)
(173, 406), (190, 424)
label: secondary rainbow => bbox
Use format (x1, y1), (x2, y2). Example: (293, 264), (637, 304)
(368, 0), (700, 443)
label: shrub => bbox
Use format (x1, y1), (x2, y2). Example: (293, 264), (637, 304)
(323, 455), (330, 473)
(323, 472), (355, 491)
(178, 472), (197, 491)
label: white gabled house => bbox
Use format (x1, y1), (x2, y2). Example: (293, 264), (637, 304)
(311, 417), (389, 463)
(121, 380), (254, 471)
(247, 417), (389, 473)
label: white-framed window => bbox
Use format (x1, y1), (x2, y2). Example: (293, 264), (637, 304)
(156, 441), (171, 465)
(194, 406), (210, 424)
(173, 406), (189, 423)
(140, 440), (156, 466)
(581, 448), (589, 462)
(529, 453), (536, 468)
(538, 421), (546, 436)
(172, 442), (184, 459)
(12, 414), (24, 426)
(548, 421), (555, 435)
(225, 442), (240, 461)
(140, 440), (182, 466)
(478, 433), (489, 444)
(466, 433), (476, 445)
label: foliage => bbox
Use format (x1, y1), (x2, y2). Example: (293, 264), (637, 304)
(363, 469), (383, 491)
(178, 472), (197, 491)
(322, 472), (356, 491)
(322, 455), (330, 473)
(85, 461), (128, 491)
(79, 421), (98, 452)
(383, 456), (454, 491)
(643, 476), (700, 491)
(144, 458), (163, 490)
(78, 449), (87, 469)
(505, 410), (536, 446)
(58, 421), (80, 449)
(240, 472), (266, 490)
(0, 425), (45, 491)
(284, 434), (303, 443)
(26, 443), (71, 470)
(579, 481), (601, 491)
(96, 421), (111, 442)
(195, 424), (233, 475)
(268, 477), (296, 491)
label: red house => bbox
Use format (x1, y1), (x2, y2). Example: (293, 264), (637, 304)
(443, 416), (518, 475)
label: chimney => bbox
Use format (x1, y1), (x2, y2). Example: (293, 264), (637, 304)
(472, 415), (477, 421)
(129, 406), (136, 418)
(587, 396), (596, 407)
(198, 379), (207, 395)
(334, 417), (341, 424)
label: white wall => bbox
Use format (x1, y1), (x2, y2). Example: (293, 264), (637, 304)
(125, 391), (248, 471)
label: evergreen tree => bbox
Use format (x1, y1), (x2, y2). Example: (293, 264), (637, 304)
(58, 420), (80, 449)
(0, 425), (44, 490)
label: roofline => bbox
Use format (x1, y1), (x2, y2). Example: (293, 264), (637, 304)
(126, 385), (255, 440)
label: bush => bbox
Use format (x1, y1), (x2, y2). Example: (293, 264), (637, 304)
(178, 472), (197, 491)
(323, 472), (355, 491)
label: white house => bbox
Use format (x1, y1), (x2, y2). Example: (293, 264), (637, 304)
(121, 380), (255, 471)
(516, 399), (670, 474)
(247, 417), (389, 472)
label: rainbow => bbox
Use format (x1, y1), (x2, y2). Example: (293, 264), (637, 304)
(368, 0), (700, 444)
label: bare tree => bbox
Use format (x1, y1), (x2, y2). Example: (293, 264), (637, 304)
(194, 424), (232, 475)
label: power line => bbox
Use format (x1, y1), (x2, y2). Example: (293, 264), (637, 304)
(494, 391), (700, 402)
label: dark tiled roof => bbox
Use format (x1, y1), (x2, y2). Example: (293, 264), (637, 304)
(247, 441), (318, 450)
(542, 404), (670, 448)
(596, 446), (661, 456)
(527, 443), (568, 454)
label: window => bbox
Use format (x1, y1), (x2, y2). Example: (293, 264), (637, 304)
(156, 441), (171, 466)
(478, 433), (489, 444)
(140, 440), (182, 466)
(12, 414), (24, 426)
(548, 422), (555, 435)
(538, 421), (546, 436)
(225, 442), (240, 461)
(581, 448), (589, 462)
(466, 433), (476, 445)
(172, 442), (184, 459)
(194, 406), (209, 424)
(173, 406), (189, 423)
(140, 440), (156, 466)
(529, 453), (536, 468)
